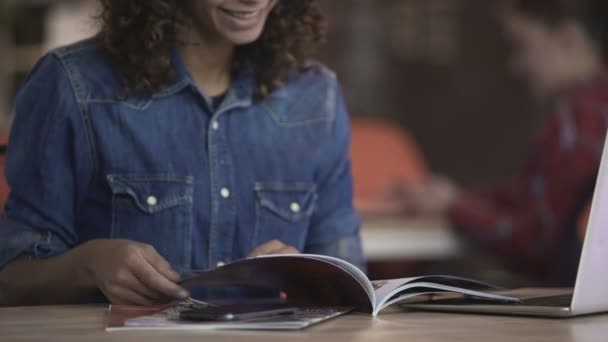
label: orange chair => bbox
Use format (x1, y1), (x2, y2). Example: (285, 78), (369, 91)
(350, 118), (430, 279)
(350, 118), (428, 215)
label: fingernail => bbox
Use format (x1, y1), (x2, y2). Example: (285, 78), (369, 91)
(179, 290), (190, 299)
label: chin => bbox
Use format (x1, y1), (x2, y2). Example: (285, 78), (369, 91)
(211, 5), (271, 46)
(223, 29), (265, 45)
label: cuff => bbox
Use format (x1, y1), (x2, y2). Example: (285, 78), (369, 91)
(0, 217), (69, 269)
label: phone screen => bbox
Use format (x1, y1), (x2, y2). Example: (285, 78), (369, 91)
(179, 304), (297, 321)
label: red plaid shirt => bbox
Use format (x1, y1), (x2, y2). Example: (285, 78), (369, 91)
(449, 73), (608, 276)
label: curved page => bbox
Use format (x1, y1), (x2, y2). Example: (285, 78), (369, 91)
(181, 254), (375, 313)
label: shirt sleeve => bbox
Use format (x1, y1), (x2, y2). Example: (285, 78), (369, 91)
(0, 53), (93, 269)
(304, 79), (366, 272)
(448, 102), (605, 271)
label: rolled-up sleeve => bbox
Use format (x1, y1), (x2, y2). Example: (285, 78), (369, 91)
(304, 79), (366, 272)
(0, 53), (92, 269)
(0, 218), (71, 267)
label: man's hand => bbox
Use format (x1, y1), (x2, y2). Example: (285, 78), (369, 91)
(388, 175), (461, 217)
(248, 240), (300, 257)
(78, 239), (189, 305)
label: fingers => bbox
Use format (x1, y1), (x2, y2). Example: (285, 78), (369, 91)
(105, 286), (158, 306)
(114, 268), (166, 302)
(249, 240), (285, 257)
(130, 252), (189, 300)
(271, 246), (299, 255)
(139, 244), (181, 283)
(249, 240), (299, 257)
(85, 240), (189, 305)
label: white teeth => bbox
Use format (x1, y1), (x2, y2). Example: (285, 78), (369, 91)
(221, 8), (259, 19)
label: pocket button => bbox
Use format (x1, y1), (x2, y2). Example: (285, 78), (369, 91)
(146, 196), (158, 206)
(290, 202), (301, 213)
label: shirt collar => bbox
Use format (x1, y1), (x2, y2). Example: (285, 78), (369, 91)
(153, 45), (254, 111)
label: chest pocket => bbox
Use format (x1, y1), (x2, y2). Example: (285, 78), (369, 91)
(107, 174), (194, 270)
(253, 182), (317, 250)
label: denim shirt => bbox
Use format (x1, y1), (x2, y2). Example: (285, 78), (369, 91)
(0, 39), (365, 275)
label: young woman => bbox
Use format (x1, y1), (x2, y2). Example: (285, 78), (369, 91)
(396, 0), (608, 284)
(0, 0), (365, 306)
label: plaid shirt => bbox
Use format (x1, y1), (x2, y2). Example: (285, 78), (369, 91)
(449, 74), (608, 277)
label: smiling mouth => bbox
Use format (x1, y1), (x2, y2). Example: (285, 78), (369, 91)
(219, 8), (261, 20)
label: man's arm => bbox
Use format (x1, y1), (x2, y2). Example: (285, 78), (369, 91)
(0, 247), (92, 306)
(0, 239), (189, 306)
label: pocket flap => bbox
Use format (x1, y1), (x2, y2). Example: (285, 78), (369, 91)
(255, 183), (317, 222)
(107, 174), (193, 214)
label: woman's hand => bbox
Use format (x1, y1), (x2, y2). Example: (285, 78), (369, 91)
(248, 240), (300, 257)
(78, 239), (189, 305)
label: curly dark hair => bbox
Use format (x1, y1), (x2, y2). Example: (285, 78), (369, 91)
(98, 0), (326, 99)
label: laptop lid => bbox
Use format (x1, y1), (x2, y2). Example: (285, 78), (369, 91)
(571, 132), (608, 315)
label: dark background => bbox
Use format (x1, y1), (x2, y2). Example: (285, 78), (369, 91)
(319, 0), (543, 186)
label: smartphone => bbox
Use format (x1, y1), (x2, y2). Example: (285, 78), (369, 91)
(179, 304), (297, 321)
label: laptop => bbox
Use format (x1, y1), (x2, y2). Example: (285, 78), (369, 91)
(402, 133), (608, 318)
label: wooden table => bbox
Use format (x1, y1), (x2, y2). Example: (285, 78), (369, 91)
(2, 305), (608, 342)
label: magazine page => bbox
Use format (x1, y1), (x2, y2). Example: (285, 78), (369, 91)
(261, 254), (375, 305)
(181, 254), (374, 313)
(372, 278), (419, 308)
(371, 276), (520, 315)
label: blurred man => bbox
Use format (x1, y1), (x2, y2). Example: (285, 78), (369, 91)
(395, 0), (608, 284)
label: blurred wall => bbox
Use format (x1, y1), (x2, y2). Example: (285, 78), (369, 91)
(319, 0), (545, 186)
(0, 0), (98, 130)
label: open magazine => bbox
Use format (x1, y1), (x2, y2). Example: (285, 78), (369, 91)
(107, 299), (353, 331)
(179, 254), (519, 317)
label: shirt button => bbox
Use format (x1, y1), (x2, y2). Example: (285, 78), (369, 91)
(216, 261), (225, 267)
(146, 196), (158, 206)
(290, 202), (301, 213)
(211, 121), (219, 130)
(220, 188), (231, 199)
